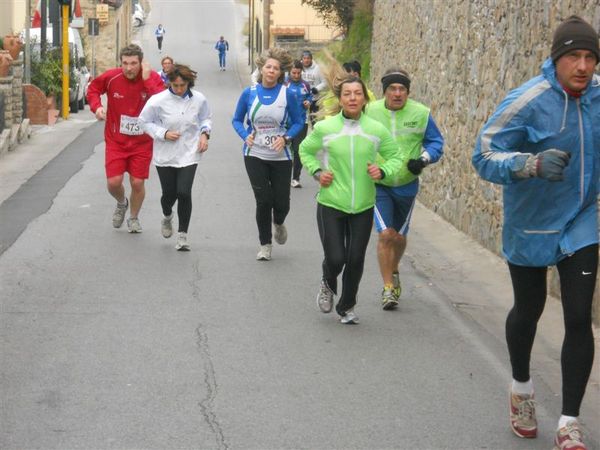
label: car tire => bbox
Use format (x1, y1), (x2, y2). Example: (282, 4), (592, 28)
(134, 18), (142, 27)
(78, 98), (84, 109)
(70, 99), (79, 113)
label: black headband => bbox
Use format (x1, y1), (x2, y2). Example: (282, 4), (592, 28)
(381, 73), (411, 93)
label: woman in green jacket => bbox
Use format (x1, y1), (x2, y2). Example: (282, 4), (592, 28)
(300, 75), (403, 324)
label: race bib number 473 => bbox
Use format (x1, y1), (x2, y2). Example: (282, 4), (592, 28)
(120, 115), (143, 135)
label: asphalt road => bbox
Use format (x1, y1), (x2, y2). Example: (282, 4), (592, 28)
(1, 1), (598, 449)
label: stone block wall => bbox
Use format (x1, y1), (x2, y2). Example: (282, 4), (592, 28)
(370, 0), (600, 318)
(0, 57), (24, 129)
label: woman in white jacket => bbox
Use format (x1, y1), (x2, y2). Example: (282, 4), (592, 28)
(139, 64), (212, 251)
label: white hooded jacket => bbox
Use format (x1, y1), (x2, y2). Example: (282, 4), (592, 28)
(139, 88), (212, 167)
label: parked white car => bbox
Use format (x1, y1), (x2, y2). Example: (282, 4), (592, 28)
(132, 3), (145, 27)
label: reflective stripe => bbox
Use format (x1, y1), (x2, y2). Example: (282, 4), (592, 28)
(480, 80), (552, 161)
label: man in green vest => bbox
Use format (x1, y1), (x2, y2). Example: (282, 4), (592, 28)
(367, 68), (444, 310)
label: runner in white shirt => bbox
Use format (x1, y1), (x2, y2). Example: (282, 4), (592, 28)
(139, 64), (212, 251)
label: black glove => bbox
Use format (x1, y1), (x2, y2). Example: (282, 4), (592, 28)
(311, 87), (319, 95)
(407, 157), (428, 175)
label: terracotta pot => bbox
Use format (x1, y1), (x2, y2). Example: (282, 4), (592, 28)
(0, 50), (13, 77)
(3, 35), (23, 60)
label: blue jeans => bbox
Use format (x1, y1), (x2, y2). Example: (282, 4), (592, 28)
(218, 52), (226, 68)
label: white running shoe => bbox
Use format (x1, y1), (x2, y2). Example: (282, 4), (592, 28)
(161, 214), (173, 238)
(340, 309), (359, 324)
(127, 217), (142, 233)
(175, 232), (190, 251)
(256, 244), (272, 261)
(112, 198), (128, 228)
(273, 223), (287, 245)
(291, 179), (302, 188)
(316, 280), (334, 313)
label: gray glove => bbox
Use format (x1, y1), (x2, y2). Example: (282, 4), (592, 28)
(513, 149), (571, 181)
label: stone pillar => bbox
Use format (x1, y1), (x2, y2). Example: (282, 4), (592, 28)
(0, 75), (14, 128)
(11, 58), (23, 123)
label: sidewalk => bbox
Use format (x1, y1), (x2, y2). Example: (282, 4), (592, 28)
(0, 107), (97, 205)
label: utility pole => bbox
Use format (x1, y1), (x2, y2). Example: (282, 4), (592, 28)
(58, 0), (70, 119)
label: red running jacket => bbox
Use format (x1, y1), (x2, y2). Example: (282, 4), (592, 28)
(87, 68), (165, 151)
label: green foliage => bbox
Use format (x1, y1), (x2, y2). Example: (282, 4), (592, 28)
(31, 47), (63, 96)
(330, 9), (373, 81)
(301, 0), (355, 34)
(0, 37), (4, 50)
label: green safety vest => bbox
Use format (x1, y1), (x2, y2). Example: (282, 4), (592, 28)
(366, 98), (430, 187)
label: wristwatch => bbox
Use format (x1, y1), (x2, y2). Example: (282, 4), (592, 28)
(284, 135), (291, 145)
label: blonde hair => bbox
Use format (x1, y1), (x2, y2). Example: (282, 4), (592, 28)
(315, 50), (368, 119)
(255, 47), (293, 84)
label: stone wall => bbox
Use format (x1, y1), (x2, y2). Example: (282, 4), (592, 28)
(370, 0), (600, 318)
(0, 57), (30, 156)
(79, 1), (133, 75)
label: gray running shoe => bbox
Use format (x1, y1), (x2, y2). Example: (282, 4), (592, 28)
(340, 309), (359, 324)
(161, 214), (173, 238)
(381, 287), (399, 310)
(316, 280), (334, 313)
(175, 232), (190, 251)
(273, 223), (288, 245)
(112, 198), (128, 228)
(127, 217), (142, 233)
(256, 244), (272, 261)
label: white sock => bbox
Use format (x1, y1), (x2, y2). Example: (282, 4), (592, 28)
(558, 415), (577, 429)
(512, 379), (534, 395)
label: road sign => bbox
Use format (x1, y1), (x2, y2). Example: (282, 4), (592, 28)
(96, 4), (109, 25)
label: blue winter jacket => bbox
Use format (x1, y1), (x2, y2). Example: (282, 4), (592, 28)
(472, 58), (599, 267)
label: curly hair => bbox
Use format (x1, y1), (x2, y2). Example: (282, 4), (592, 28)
(254, 47), (293, 84)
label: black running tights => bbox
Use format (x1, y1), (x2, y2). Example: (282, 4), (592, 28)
(155, 164), (197, 233)
(506, 244), (598, 416)
(317, 204), (374, 316)
(244, 156), (292, 245)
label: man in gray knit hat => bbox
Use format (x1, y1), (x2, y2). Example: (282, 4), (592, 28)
(473, 14), (599, 450)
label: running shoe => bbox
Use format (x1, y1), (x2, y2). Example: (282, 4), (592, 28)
(340, 309), (359, 324)
(127, 217), (142, 233)
(112, 198), (128, 228)
(291, 179), (302, 188)
(161, 214), (173, 238)
(273, 223), (287, 245)
(509, 389), (537, 438)
(256, 244), (272, 261)
(554, 420), (586, 450)
(381, 287), (399, 310)
(392, 271), (402, 299)
(175, 232), (190, 251)
(316, 280), (334, 313)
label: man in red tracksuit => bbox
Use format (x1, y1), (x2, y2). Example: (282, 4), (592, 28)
(87, 44), (165, 233)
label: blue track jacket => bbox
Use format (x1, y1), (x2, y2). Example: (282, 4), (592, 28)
(472, 58), (599, 266)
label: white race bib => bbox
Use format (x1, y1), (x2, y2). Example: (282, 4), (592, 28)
(120, 115), (143, 135)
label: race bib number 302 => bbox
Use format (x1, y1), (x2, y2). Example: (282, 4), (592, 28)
(120, 115), (143, 135)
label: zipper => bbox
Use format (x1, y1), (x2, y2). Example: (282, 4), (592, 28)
(391, 110), (396, 138)
(350, 134), (355, 212)
(576, 98), (584, 205)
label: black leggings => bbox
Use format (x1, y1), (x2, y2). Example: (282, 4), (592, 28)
(155, 164), (197, 233)
(291, 124), (308, 181)
(317, 204), (374, 315)
(244, 156), (292, 245)
(506, 244), (598, 416)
